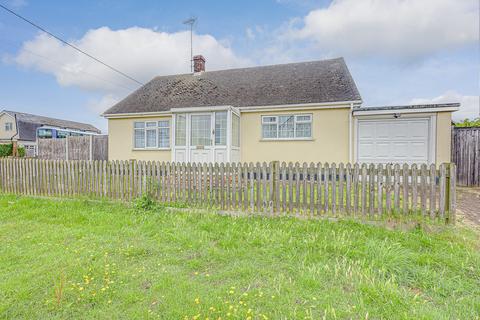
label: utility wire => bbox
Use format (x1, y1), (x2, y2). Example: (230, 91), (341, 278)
(0, 4), (145, 86)
(0, 38), (137, 92)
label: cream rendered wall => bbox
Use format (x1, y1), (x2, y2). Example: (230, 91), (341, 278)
(240, 107), (351, 163)
(0, 113), (16, 141)
(108, 116), (172, 161)
(435, 112), (452, 164)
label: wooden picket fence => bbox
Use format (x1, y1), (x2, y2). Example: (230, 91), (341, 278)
(0, 159), (456, 223)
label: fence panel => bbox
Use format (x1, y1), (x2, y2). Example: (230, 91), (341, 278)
(452, 127), (479, 186)
(0, 159), (457, 223)
(37, 135), (108, 161)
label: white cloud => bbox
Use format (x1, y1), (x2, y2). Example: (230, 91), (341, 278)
(14, 26), (249, 95)
(13, 26), (249, 116)
(246, 27), (255, 40)
(285, 0), (479, 59)
(87, 94), (121, 114)
(410, 91), (480, 121)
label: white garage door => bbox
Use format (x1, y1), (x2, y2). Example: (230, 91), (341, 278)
(357, 118), (431, 164)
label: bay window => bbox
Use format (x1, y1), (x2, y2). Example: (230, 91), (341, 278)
(261, 114), (312, 140)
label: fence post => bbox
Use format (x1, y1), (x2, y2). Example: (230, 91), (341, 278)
(445, 162), (456, 224)
(65, 137), (69, 161)
(89, 136), (93, 161)
(271, 161), (279, 214)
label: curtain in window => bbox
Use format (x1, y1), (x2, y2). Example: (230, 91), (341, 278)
(191, 114), (211, 146)
(158, 120), (170, 148)
(278, 115), (294, 138)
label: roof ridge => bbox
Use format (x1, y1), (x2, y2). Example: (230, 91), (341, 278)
(150, 57), (346, 81)
(2, 110), (98, 127)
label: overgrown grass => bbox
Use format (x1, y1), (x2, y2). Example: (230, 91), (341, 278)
(0, 195), (479, 319)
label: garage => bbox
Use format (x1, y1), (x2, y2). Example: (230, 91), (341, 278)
(356, 117), (433, 164)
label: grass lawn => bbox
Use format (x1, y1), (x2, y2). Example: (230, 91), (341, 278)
(0, 195), (479, 319)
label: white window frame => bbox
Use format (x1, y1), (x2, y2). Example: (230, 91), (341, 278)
(133, 120), (170, 150)
(261, 114), (313, 140)
(158, 120), (170, 149)
(5, 122), (13, 132)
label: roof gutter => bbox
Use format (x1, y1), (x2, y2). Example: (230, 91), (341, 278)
(102, 100), (364, 118)
(353, 105), (459, 116)
(239, 100), (362, 112)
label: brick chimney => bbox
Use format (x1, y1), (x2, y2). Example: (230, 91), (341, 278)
(193, 55), (205, 73)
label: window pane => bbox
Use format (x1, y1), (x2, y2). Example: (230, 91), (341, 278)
(278, 115), (294, 138)
(263, 116), (276, 123)
(232, 114), (240, 147)
(191, 114), (211, 146)
(215, 111), (227, 145)
(175, 114), (186, 146)
(296, 115), (311, 122)
(57, 131), (69, 139)
(158, 120), (169, 128)
(134, 129), (145, 148)
(262, 123), (277, 139)
(146, 121), (157, 128)
(146, 129), (157, 147)
(37, 128), (52, 139)
(295, 122), (311, 138)
(158, 127), (170, 148)
(134, 122), (145, 129)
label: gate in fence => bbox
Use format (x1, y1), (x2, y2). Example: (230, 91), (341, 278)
(0, 159), (456, 223)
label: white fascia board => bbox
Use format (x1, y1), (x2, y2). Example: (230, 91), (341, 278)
(353, 106), (459, 116)
(103, 106), (235, 118)
(103, 111), (172, 119)
(0, 111), (15, 120)
(170, 105), (233, 113)
(239, 100), (362, 113)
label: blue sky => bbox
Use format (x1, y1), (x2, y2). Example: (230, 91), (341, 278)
(0, 0), (479, 132)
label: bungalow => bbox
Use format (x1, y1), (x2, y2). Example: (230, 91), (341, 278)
(103, 57), (459, 165)
(0, 110), (101, 157)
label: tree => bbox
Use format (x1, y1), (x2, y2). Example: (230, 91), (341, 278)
(454, 118), (480, 127)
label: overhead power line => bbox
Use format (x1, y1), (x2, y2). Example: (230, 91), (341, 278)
(0, 4), (144, 86)
(0, 38), (137, 92)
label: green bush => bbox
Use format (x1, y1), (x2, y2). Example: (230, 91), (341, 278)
(455, 118), (480, 127)
(133, 194), (156, 211)
(0, 144), (12, 157)
(17, 147), (25, 158)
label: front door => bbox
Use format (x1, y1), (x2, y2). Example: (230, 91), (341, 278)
(190, 114), (213, 163)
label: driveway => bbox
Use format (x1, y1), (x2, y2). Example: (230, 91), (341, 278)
(456, 187), (480, 226)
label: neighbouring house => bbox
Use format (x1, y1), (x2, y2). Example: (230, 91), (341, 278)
(103, 56), (459, 165)
(0, 110), (101, 157)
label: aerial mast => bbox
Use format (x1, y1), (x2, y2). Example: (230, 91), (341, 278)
(183, 17), (197, 73)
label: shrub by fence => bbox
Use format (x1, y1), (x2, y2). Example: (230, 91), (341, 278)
(0, 159), (456, 223)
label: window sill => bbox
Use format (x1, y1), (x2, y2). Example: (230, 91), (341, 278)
(132, 148), (171, 151)
(260, 138), (314, 142)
